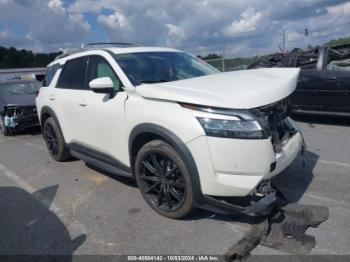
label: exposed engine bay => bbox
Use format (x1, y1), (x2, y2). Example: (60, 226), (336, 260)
(252, 98), (298, 153)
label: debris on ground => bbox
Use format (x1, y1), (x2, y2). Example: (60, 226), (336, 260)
(225, 199), (329, 261)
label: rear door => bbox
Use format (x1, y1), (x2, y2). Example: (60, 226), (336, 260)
(53, 57), (88, 143)
(323, 68), (350, 112)
(339, 73), (350, 112)
(78, 55), (129, 165)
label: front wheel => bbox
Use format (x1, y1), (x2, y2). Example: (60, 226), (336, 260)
(134, 140), (194, 219)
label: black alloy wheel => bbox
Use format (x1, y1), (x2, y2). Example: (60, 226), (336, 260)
(43, 117), (71, 162)
(135, 140), (194, 218)
(140, 152), (186, 211)
(44, 121), (59, 157)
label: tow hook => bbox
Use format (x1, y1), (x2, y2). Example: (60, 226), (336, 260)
(224, 190), (329, 261)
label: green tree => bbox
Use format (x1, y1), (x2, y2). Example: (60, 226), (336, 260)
(324, 37), (350, 47)
(0, 45), (62, 69)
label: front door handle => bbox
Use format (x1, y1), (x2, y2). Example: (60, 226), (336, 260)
(49, 95), (55, 101)
(79, 101), (87, 107)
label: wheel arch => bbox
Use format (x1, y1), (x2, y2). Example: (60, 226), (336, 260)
(128, 123), (204, 205)
(40, 106), (66, 142)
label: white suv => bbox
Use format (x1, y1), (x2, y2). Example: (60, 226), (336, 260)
(36, 44), (303, 218)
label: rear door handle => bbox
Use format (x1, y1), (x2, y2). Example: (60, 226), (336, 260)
(49, 95), (55, 101)
(325, 76), (337, 81)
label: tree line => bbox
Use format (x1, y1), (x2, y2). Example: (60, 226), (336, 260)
(0, 46), (62, 69)
(324, 37), (350, 47)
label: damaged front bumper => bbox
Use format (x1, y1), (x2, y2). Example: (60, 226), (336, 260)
(201, 188), (278, 217)
(2, 106), (39, 132)
(187, 119), (304, 217)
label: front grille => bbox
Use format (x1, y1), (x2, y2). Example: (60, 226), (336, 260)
(251, 98), (294, 152)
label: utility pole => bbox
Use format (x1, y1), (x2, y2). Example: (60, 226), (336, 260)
(283, 30), (286, 53)
(222, 44), (226, 72)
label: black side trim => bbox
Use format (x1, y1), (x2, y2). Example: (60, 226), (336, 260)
(70, 150), (131, 178)
(68, 142), (131, 174)
(129, 123), (204, 205)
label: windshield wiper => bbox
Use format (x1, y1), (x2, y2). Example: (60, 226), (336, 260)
(139, 79), (169, 84)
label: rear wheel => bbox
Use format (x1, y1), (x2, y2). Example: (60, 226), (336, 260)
(0, 115), (11, 136)
(43, 117), (71, 161)
(134, 140), (194, 219)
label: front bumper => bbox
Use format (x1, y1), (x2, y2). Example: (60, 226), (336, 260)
(186, 128), (303, 198)
(201, 189), (278, 217)
(5, 114), (40, 131)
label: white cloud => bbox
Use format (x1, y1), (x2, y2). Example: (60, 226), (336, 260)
(165, 24), (185, 48)
(69, 13), (91, 32)
(0, 0), (91, 51)
(1, 0), (350, 57)
(97, 12), (130, 30)
(327, 1), (350, 15)
(0, 29), (10, 38)
(48, 0), (65, 14)
(223, 8), (263, 36)
(67, 0), (105, 13)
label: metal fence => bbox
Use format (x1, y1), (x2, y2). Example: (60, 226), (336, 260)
(204, 58), (249, 72)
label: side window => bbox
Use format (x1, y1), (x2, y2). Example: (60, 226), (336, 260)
(57, 57), (88, 90)
(327, 57), (350, 72)
(87, 56), (122, 92)
(43, 63), (60, 87)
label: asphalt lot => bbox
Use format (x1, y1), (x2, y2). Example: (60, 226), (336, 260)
(0, 115), (349, 256)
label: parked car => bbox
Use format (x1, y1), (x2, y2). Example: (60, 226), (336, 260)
(248, 45), (350, 116)
(286, 46), (350, 116)
(0, 80), (41, 136)
(36, 43), (303, 218)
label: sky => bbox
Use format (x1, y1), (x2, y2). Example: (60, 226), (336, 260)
(0, 0), (350, 57)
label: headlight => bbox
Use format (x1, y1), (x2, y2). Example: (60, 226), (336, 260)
(197, 117), (265, 139)
(181, 103), (267, 139)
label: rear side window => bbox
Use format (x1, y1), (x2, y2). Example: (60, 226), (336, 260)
(43, 63), (60, 87)
(56, 57), (87, 89)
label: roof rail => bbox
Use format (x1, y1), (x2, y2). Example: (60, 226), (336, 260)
(55, 42), (140, 60)
(81, 42), (137, 48)
(55, 48), (83, 60)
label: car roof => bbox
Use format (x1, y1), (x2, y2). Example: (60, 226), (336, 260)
(50, 46), (181, 67)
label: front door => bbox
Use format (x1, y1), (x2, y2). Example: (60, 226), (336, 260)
(78, 55), (129, 166)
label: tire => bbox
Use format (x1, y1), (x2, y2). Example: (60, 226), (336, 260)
(134, 139), (194, 219)
(0, 115), (11, 136)
(43, 117), (71, 161)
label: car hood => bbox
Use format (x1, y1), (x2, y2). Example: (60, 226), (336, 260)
(136, 68), (300, 109)
(0, 93), (36, 107)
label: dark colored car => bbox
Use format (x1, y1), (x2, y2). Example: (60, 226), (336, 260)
(0, 80), (41, 136)
(248, 45), (350, 116)
(286, 46), (350, 116)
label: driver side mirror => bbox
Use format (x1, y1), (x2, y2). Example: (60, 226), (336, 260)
(89, 77), (114, 94)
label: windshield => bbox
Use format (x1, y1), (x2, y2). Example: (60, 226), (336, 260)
(114, 52), (219, 86)
(0, 81), (41, 96)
